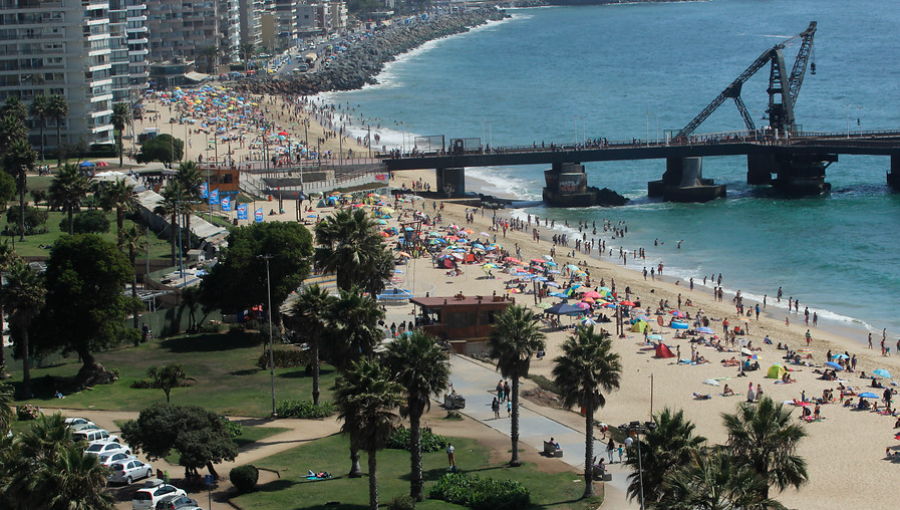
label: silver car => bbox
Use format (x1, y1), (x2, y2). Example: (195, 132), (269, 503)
(98, 452), (135, 467)
(107, 459), (153, 485)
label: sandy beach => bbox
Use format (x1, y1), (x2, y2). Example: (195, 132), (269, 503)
(371, 168), (900, 510)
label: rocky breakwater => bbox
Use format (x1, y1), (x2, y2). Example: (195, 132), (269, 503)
(234, 8), (509, 96)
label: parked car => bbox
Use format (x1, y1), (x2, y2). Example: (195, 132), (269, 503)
(132, 480), (186, 510)
(108, 459), (153, 485)
(98, 452), (135, 467)
(84, 441), (131, 458)
(155, 494), (198, 510)
(74, 428), (119, 444)
(64, 417), (95, 428)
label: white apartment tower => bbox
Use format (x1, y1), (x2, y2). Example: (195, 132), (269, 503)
(0, 0), (148, 150)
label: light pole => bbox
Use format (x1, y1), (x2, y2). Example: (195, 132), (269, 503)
(846, 103), (851, 139)
(619, 421), (657, 510)
(647, 111), (659, 145)
(258, 254), (277, 417)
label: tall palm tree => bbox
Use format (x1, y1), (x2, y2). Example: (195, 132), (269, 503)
(0, 243), (18, 377)
(487, 304), (545, 467)
(174, 161), (202, 249)
(47, 94), (68, 163)
(0, 115), (28, 152)
(48, 163), (90, 235)
(111, 103), (132, 168)
(155, 181), (183, 266)
(624, 408), (707, 507)
(384, 331), (450, 501)
(1, 97), (27, 124)
(334, 359), (404, 510)
(286, 284), (335, 406)
(42, 442), (116, 510)
(1, 259), (46, 400)
(552, 326), (622, 499)
(98, 178), (136, 248)
(0, 382), (13, 435)
(121, 225), (146, 331)
(659, 450), (786, 510)
(722, 396), (808, 499)
(200, 46), (218, 74)
(4, 138), (36, 241)
(315, 208), (391, 292)
(240, 42), (255, 73)
(29, 95), (49, 163)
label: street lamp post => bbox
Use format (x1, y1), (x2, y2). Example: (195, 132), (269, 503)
(259, 254), (277, 417)
(619, 421), (657, 510)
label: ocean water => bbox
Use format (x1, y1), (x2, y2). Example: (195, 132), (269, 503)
(327, 0), (900, 340)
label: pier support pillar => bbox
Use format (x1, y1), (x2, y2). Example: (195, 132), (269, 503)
(888, 153), (900, 190)
(771, 153), (836, 195)
(648, 157), (725, 202)
(747, 153), (774, 185)
(435, 167), (465, 197)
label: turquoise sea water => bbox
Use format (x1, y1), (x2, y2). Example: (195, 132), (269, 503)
(327, 0), (900, 339)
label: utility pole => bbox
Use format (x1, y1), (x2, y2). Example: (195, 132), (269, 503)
(259, 254), (277, 417)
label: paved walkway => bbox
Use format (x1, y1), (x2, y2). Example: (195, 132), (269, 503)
(447, 354), (638, 509)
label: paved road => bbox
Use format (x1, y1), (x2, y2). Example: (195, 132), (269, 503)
(446, 354), (638, 509)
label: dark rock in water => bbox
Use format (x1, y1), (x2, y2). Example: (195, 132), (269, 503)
(594, 187), (629, 206)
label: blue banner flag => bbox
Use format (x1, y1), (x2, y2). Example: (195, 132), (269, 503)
(254, 207), (264, 223)
(236, 203), (248, 220)
(200, 182), (208, 198)
(209, 188), (219, 205)
(221, 196), (231, 212)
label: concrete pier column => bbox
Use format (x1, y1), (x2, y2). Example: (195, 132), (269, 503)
(771, 153), (836, 196)
(747, 153), (774, 185)
(649, 157), (724, 202)
(888, 153), (900, 190)
(435, 167), (465, 197)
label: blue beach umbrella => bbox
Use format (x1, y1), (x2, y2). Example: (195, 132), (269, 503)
(873, 369), (892, 379)
(824, 361), (843, 371)
(858, 392), (879, 399)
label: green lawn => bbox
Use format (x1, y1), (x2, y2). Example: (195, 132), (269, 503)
(8, 332), (339, 417)
(234, 434), (602, 510)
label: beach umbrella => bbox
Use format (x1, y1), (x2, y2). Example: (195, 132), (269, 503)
(545, 282), (560, 288)
(544, 303), (583, 316)
(858, 392), (879, 399)
(549, 292), (569, 298)
(566, 264), (580, 271)
(574, 302), (590, 309)
(619, 300), (636, 306)
(832, 353), (849, 360)
(648, 334), (663, 341)
(480, 232), (490, 236)
(543, 254), (554, 261)
(824, 361), (844, 371)
(670, 310), (686, 318)
(741, 348), (753, 356)
(507, 288), (521, 294)
(533, 277), (548, 282)
(581, 317), (597, 326)
(535, 302), (552, 309)
(397, 251), (411, 258)
(582, 297), (595, 304)
(703, 379), (720, 387)
(874, 369), (893, 379)
(583, 290), (602, 299)
(697, 326), (715, 334)
(548, 270), (561, 274)
(546, 261), (558, 267)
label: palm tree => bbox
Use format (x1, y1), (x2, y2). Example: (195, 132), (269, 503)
(0, 382), (13, 435)
(722, 396), (808, 499)
(487, 304), (545, 467)
(1, 259), (46, 400)
(154, 181), (183, 266)
(240, 42), (255, 73)
(315, 208), (391, 292)
(0, 115), (28, 152)
(552, 325), (622, 499)
(43, 442), (116, 510)
(121, 225), (146, 331)
(1, 97), (27, 124)
(384, 331), (450, 501)
(334, 359), (404, 510)
(111, 103), (131, 168)
(174, 161), (202, 249)
(29, 95), (49, 162)
(659, 450), (786, 510)
(98, 178), (136, 248)
(200, 46), (218, 74)
(47, 94), (68, 163)
(4, 138), (36, 241)
(286, 284), (335, 406)
(0, 243), (18, 378)
(624, 408), (707, 507)
(48, 163), (90, 235)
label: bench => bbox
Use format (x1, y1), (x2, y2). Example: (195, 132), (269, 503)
(543, 441), (563, 458)
(443, 394), (466, 410)
(592, 465), (612, 481)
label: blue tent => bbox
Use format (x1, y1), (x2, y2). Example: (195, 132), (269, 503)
(544, 303), (583, 316)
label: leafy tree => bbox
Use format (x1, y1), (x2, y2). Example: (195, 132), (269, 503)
(0, 172), (15, 212)
(180, 286), (202, 333)
(722, 396), (808, 499)
(384, 331), (449, 501)
(47, 94), (68, 162)
(625, 408), (706, 507)
(314, 208), (393, 295)
(30, 189), (47, 210)
(285, 283), (335, 406)
(199, 222), (312, 327)
(487, 305), (545, 467)
(334, 359), (404, 510)
(49, 163), (90, 235)
(3, 138), (36, 241)
(659, 450), (785, 510)
(29, 94), (49, 162)
(148, 364), (187, 403)
(36, 234), (135, 388)
(0, 382), (12, 435)
(2, 259), (46, 400)
(135, 134), (183, 165)
(111, 102), (132, 168)
(5, 206), (47, 236)
(97, 177), (135, 247)
(121, 404), (238, 479)
(61, 209), (110, 234)
(552, 326), (622, 499)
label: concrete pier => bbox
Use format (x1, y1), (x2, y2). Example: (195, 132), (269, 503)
(888, 153), (900, 190)
(436, 167), (466, 197)
(648, 157), (726, 202)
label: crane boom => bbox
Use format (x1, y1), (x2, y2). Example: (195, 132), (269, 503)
(675, 22), (817, 140)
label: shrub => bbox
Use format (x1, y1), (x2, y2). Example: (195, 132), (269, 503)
(276, 399), (335, 419)
(16, 404), (41, 421)
(60, 210), (110, 234)
(387, 426), (449, 453)
(257, 349), (311, 370)
(230, 465), (259, 493)
(387, 494), (416, 510)
(429, 473), (530, 510)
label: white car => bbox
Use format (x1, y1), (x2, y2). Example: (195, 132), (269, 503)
(98, 451), (135, 467)
(132, 480), (186, 510)
(65, 417), (95, 428)
(107, 459), (153, 485)
(84, 441), (131, 458)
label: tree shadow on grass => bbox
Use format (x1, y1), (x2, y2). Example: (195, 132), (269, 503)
(277, 367), (336, 379)
(230, 368), (261, 376)
(161, 332), (261, 353)
(254, 478), (301, 493)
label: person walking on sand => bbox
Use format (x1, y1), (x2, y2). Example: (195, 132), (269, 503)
(869, 332), (873, 349)
(607, 439), (616, 462)
(806, 329), (811, 346)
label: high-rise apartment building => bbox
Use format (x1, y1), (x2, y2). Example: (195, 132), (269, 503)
(145, 0), (219, 63)
(219, 0), (240, 63)
(0, 0), (148, 150)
